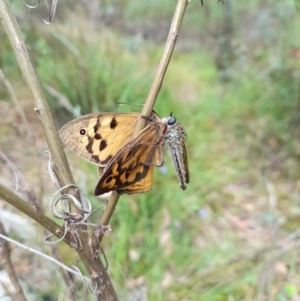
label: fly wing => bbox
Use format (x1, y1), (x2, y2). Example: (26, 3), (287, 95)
(181, 140), (190, 184)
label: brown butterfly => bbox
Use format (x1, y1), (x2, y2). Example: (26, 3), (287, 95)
(94, 114), (189, 195)
(60, 112), (189, 195)
(60, 112), (160, 193)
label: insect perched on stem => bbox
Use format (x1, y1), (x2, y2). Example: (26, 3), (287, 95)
(161, 113), (189, 190)
(60, 112), (189, 195)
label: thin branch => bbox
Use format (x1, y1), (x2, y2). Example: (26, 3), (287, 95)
(0, 68), (31, 139)
(139, 0), (188, 126)
(0, 222), (28, 301)
(44, 83), (75, 114)
(0, 183), (70, 243)
(0, 233), (90, 283)
(0, 151), (22, 194)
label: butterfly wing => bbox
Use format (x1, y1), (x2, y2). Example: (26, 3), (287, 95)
(116, 142), (164, 194)
(98, 166), (154, 195)
(94, 122), (165, 195)
(60, 113), (141, 166)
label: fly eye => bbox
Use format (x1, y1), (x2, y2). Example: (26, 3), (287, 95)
(167, 116), (177, 125)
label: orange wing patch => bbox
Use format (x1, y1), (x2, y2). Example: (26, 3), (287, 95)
(94, 121), (166, 195)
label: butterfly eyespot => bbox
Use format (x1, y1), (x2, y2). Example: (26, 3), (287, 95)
(167, 116), (177, 125)
(79, 129), (86, 135)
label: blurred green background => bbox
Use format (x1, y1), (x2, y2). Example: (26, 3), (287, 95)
(1, 0), (300, 300)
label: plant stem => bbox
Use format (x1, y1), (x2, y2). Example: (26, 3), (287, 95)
(99, 0), (188, 241)
(0, 1), (118, 299)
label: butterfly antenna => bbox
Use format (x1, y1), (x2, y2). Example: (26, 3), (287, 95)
(115, 102), (143, 108)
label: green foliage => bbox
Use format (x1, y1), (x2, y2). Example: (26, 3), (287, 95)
(63, 9), (300, 296)
(283, 284), (297, 298)
(33, 27), (154, 116)
(1, 0), (300, 300)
